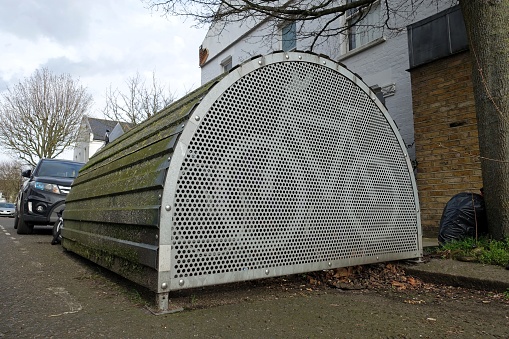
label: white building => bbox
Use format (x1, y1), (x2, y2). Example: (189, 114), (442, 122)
(73, 117), (132, 163)
(199, 1), (457, 162)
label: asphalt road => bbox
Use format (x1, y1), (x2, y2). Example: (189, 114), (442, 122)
(1, 216), (509, 339)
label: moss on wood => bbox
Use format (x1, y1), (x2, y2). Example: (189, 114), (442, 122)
(63, 238), (158, 291)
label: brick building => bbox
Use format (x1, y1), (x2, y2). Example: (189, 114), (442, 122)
(408, 8), (482, 236)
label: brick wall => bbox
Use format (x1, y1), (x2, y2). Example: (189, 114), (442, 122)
(410, 51), (483, 237)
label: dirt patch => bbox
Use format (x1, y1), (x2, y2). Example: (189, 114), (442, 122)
(66, 247), (509, 313)
(125, 262), (509, 311)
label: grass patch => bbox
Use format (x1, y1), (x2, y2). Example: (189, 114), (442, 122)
(437, 237), (509, 267)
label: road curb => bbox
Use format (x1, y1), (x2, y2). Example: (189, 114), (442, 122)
(403, 259), (509, 293)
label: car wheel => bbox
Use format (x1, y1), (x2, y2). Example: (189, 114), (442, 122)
(51, 218), (63, 245)
(13, 213), (18, 229)
(16, 213), (34, 234)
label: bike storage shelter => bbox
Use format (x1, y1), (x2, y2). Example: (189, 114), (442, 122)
(63, 51), (422, 312)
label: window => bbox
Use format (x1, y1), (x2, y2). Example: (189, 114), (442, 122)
(281, 22), (296, 51)
(347, 1), (383, 51)
(37, 161), (83, 178)
(221, 56), (232, 73)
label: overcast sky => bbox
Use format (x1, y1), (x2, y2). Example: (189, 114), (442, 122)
(0, 0), (209, 162)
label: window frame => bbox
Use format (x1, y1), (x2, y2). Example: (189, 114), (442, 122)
(346, 0), (383, 52)
(221, 55), (233, 73)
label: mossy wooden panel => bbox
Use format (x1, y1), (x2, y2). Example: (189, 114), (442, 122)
(62, 238), (158, 290)
(73, 134), (178, 187)
(64, 206), (159, 227)
(63, 227), (157, 268)
(63, 219), (158, 245)
(62, 74), (224, 293)
(68, 156), (167, 201)
(80, 79), (220, 173)
(64, 189), (163, 211)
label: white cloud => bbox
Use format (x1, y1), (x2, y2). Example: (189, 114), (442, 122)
(0, 0), (90, 44)
(0, 0), (209, 162)
(0, 0), (207, 101)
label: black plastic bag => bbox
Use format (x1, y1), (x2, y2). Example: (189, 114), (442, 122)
(438, 192), (487, 245)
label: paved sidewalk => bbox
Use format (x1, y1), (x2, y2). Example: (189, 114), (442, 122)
(405, 237), (509, 293)
(1, 221), (509, 338)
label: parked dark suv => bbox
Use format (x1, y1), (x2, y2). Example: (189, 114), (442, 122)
(14, 158), (84, 234)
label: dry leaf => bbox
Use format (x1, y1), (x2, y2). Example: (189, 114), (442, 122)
(407, 277), (419, 286)
(334, 267), (353, 278)
(391, 281), (406, 289)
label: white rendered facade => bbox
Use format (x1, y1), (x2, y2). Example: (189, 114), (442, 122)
(73, 135), (104, 163)
(199, 1), (457, 161)
(73, 117), (120, 163)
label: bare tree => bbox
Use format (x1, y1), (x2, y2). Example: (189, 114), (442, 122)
(461, 1), (509, 239)
(145, 0), (432, 50)
(0, 68), (93, 167)
(146, 0), (379, 26)
(0, 160), (23, 202)
(146, 0), (509, 238)
(103, 71), (176, 125)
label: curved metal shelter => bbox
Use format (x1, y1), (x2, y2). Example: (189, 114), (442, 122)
(63, 51), (422, 311)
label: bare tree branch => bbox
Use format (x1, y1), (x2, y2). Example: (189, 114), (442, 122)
(144, 0), (437, 52)
(0, 68), (92, 167)
(146, 0), (377, 23)
(102, 71), (176, 125)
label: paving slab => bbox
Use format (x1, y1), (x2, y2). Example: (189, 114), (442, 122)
(404, 258), (509, 293)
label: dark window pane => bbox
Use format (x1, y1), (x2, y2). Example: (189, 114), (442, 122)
(282, 22), (296, 51)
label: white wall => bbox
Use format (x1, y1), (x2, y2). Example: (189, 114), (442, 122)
(201, 16), (334, 85)
(73, 141), (88, 163)
(199, 1), (457, 161)
(200, 17), (273, 84)
(73, 134), (104, 163)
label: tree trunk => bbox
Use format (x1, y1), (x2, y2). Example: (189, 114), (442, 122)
(461, 1), (509, 239)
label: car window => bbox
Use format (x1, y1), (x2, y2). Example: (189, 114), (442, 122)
(0, 203), (13, 208)
(37, 161), (84, 178)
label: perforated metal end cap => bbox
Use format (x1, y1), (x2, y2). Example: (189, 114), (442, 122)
(168, 53), (419, 282)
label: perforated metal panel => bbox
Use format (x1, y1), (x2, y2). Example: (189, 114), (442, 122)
(160, 52), (421, 290)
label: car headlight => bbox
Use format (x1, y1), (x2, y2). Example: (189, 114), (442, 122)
(34, 182), (61, 194)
